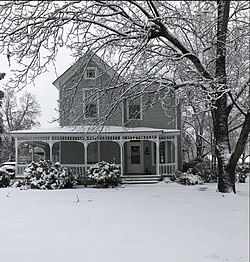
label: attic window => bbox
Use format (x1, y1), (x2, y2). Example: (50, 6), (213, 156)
(85, 67), (96, 79)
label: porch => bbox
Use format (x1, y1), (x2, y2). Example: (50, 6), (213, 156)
(11, 126), (180, 179)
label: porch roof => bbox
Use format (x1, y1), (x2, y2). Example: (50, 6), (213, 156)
(10, 125), (180, 137)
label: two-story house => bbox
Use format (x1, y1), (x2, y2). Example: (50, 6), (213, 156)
(11, 52), (182, 182)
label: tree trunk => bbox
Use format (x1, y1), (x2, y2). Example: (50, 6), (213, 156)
(213, 0), (233, 193)
(226, 112), (250, 190)
(212, 94), (233, 193)
(196, 134), (203, 160)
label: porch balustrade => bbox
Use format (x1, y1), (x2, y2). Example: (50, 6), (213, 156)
(17, 164), (27, 177)
(16, 163), (122, 177)
(17, 163), (174, 177)
(159, 163), (176, 175)
(64, 164), (121, 176)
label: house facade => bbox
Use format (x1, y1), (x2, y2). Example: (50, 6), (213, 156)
(11, 52), (182, 181)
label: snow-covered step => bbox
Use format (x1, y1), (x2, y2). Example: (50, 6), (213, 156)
(121, 175), (162, 184)
(122, 180), (160, 185)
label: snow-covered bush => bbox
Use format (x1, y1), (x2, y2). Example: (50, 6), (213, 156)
(15, 161), (78, 190)
(163, 177), (173, 183)
(177, 173), (203, 185)
(183, 158), (202, 172)
(236, 165), (249, 183)
(84, 161), (121, 188)
(183, 159), (218, 183)
(191, 161), (218, 183)
(173, 170), (203, 185)
(0, 171), (11, 187)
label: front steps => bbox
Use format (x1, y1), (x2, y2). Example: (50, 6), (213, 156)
(121, 174), (162, 184)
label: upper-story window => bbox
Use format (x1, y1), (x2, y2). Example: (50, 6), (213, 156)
(85, 67), (96, 79)
(127, 98), (142, 120)
(83, 89), (99, 119)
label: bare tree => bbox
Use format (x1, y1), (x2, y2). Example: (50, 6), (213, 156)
(3, 89), (41, 131)
(0, 89), (41, 161)
(0, 1), (249, 193)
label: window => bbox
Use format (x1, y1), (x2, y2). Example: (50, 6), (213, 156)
(85, 67), (96, 79)
(85, 103), (98, 118)
(83, 89), (99, 119)
(131, 146), (141, 164)
(127, 98), (142, 120)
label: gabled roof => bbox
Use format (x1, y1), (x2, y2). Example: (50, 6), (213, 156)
(52, 51), (121, 89)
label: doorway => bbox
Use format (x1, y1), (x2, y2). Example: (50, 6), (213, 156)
(128, 141), (143, 174)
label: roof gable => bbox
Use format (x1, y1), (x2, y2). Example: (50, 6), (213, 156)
(52, 52), (121, 89)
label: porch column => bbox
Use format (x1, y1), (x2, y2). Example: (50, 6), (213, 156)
(15, 137), (18, 176)
(119, 141), (125, 176)
(59, 141), (62, 163)
(84, 141), (88, 173)
(31, 142), (34, 161)
(49, 137), (53, 163)
(174, 135), (178, 171)
(156, 136), (160, 176)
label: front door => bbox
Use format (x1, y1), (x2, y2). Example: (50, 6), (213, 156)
(128, 141), (143, 174)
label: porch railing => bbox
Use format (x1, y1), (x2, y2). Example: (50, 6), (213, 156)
(159, 163), (176, 175)
(17, 163), (88, 177)
(17, 163), (121, 177)
(63, 164), (86, 176)
(17, 164), (27, 177)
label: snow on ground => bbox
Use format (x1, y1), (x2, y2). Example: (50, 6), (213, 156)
(0, 180), (249, 262)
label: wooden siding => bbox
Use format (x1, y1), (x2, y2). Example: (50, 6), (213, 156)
(59, 59), (122, 126)
(138, 101), (176, 129)
(124, 93), (177, 130)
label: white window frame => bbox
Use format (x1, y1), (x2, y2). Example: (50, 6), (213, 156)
(85, 67), (96, 79)
(83, 88), (99, 119)
(127, 97), (143, 120)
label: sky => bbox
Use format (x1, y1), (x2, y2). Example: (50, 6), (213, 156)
(0, 48), (75, 128)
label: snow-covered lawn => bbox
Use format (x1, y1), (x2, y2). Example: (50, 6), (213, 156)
(0, 180), (249, 262)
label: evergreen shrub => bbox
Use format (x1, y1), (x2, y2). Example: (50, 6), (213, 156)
(171, 170), (203, 185)
(183, 158), (218, 183)
(177, 173), (203, 185)
(15, 160), (78, 189)
(236, 164), (249, 183)
(84, 161), (121, 188)
(0, 171), (11, 187)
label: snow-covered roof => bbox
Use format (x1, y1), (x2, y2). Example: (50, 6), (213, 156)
(10, 125), (180, 136)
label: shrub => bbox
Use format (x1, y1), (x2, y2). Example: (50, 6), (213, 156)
(15, 160), (78, 190)
(183, 158), (203, 172)
(0, 171), (11, 188)
(191, 161), (218, 183)
(84, 161), (121, 188)
(177, 173), (203, 185)
(174, 170), (203, 185)
(236, 165), (249, 183)
(163, 177), (173, 183)
(183, 158), (217, 183)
